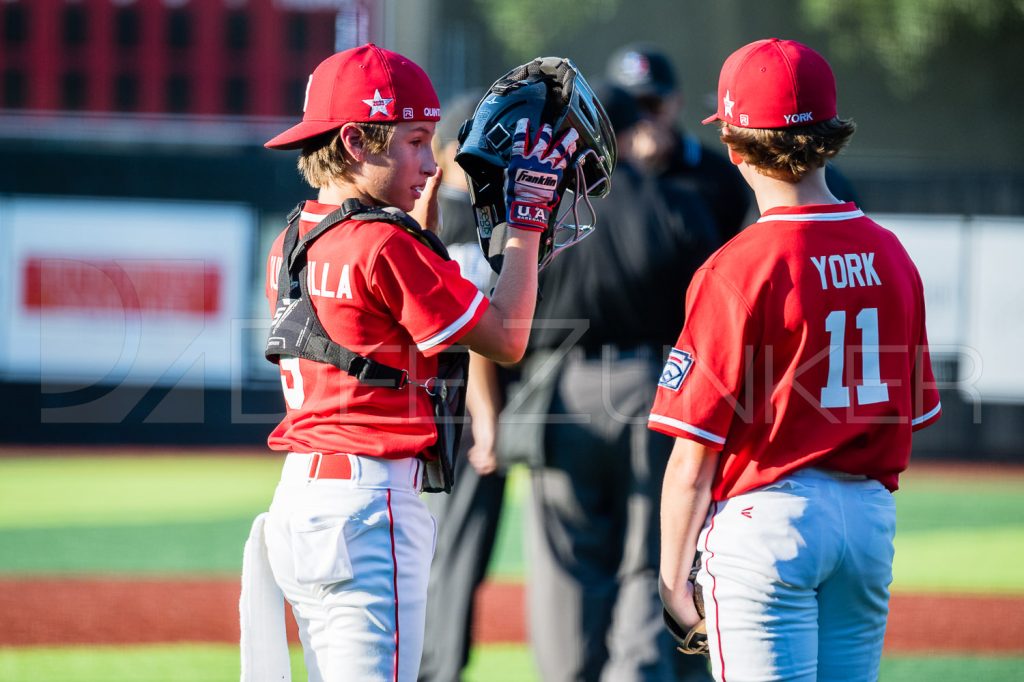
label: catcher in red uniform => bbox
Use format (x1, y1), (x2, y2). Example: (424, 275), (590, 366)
(238, 44), (585, 681)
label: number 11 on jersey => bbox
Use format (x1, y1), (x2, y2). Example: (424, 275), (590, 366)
(820, 307), (890, 409)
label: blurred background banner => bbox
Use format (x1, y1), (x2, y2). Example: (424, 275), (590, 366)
(877, 215), (964, 351)
(0, 0), (1022, 456)
(1, 197), (253, 390)
(964, 218), (1024, 403)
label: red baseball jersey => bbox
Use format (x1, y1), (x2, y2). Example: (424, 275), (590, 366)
(649, 202), (941, 499)
(265, 200), (488, 458)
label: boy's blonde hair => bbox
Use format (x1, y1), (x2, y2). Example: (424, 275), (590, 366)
(297, 123), (395, 188)
(721, 118), (855, 183)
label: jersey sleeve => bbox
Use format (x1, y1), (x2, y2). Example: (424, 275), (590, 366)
(648, 268), (757, 449)
(445, 241), (494, 293)
(910, 320), (942, 431)
(370, 229), (489, 357)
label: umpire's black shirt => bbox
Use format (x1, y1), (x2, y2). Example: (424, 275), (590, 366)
(665, 131), (752, 243)
(529, 161), (720, 353)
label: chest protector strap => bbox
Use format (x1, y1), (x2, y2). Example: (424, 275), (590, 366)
(264, 199), (469, 493)
(265, 200), (430, 387)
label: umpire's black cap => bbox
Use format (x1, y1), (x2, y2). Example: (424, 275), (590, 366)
(592, 82), (641, 134)
(606, 44), (678, 99)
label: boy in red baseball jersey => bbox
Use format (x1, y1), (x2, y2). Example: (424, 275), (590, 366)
(238, 44), (578, 682)
(652, 39), (940, 681)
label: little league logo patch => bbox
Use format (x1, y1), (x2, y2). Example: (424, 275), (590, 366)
(658, 349), (693, 391)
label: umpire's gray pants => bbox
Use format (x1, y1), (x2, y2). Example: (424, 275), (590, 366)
(527, 351), (711, 682)
(418, 437), (507, 682)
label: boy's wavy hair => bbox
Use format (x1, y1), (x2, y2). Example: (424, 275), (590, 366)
(721, 117), (855, 182)
(297, 122), (395, 188)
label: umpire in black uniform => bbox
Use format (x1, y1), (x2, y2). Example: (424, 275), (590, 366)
(509, 84), (719, 681)
(607, 44), (752, 242)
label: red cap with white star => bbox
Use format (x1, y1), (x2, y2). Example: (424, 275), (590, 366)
(701, 38), (837, 129)
(265, 43), (441, 150)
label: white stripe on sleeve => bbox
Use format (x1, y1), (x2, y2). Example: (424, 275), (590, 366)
(648, 414), (727, 445)
(416, 290), (485, 352)
(911, 402), (941, 426)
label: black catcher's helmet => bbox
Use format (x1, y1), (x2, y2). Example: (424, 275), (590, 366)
(455, 57), (617, 272)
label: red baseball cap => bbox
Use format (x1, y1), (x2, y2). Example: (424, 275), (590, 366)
(702, 38), (837, 129)
(265, 43), (441, 150)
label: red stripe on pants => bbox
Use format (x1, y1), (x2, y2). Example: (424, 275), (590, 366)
(704, 501), (727, 681)
(386, 489), (400, 682)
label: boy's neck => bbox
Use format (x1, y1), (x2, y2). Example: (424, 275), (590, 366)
(742, 165), (844, 215)
(317, 182), (375, 207)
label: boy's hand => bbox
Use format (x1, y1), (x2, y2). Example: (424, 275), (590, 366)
(411, 166), (443, 234)
(660, 576), (709, 656)
(504, 119), (579, 232)
(467, 412), (499, 476)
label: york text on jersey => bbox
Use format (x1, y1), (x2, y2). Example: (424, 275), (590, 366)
(810, 253), (882, 290)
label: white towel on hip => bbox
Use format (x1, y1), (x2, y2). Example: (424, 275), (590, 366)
(240, 512), (291, 681)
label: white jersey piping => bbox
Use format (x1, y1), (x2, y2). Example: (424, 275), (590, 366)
(416, 290), (485, 352)
(301, 210), (333, 223)
(648, 414), (727, 445)
(911, 402), (942, 426)
(757, 209), (865, 223)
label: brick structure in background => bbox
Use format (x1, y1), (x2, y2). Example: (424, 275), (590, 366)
(0, 0), (376, 118)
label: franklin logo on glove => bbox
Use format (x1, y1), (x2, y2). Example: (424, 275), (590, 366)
(514, 169), (559, 189)
(504, 118), (579, 232)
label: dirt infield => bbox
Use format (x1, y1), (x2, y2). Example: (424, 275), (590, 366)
(0, 578), (1021, 653)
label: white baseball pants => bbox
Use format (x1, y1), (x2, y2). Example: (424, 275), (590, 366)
(695, 467), (896, 682)
(252, 453), (436, 682)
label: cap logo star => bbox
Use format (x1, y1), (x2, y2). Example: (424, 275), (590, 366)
(724, 90), (735, 118)
(362, 89), (393, 117)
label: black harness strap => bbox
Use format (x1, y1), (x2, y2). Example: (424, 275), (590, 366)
(266, 199), (445, 390)
(265, 200), (470, 493)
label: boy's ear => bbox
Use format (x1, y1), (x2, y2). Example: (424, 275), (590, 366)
(728, 147), (744, 166)
(339, 123), (365, 161)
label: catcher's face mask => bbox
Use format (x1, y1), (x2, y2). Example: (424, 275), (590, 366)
(455, 57), (617, 273)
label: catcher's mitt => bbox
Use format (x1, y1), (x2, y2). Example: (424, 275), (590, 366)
(663, 558), (708, 656)
(456, 56), (616, 273)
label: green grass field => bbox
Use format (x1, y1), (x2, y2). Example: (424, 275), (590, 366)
(1, 453), (1022, 681)
(0, 644), (1021, 682)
